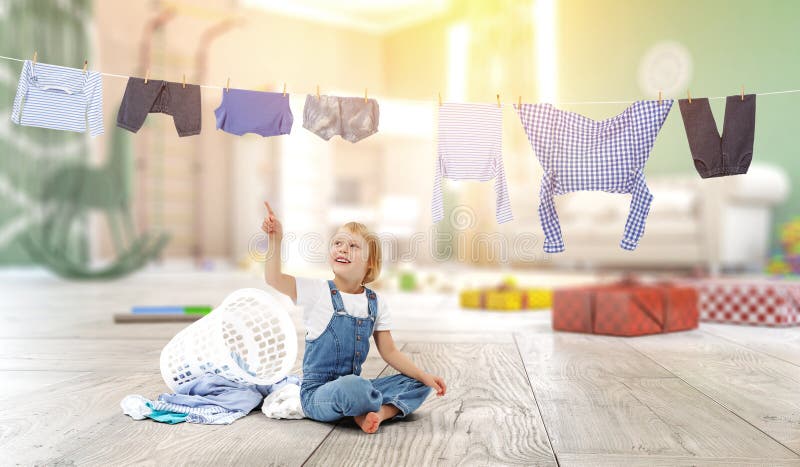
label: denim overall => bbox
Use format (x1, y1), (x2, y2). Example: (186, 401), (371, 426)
(300, 280), (432, 422)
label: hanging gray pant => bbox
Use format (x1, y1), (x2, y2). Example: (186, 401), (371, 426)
(678, 95), (756, 178)
(117, 77), (202, 137)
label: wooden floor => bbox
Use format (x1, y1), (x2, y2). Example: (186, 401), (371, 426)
(2, 271), (800, 466)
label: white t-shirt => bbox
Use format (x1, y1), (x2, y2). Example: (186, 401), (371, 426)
(295, 277), (392, 340)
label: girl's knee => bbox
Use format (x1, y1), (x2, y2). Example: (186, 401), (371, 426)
(334, 375), (381, 415)
(338, 374), (372, 392)
(338, 375), (381, 401)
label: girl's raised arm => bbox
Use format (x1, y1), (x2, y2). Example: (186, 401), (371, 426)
(262, 201), (297, 302)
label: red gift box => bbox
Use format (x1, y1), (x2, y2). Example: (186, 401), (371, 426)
(552, 283), (699, 337)
(680, 278), (800, 327)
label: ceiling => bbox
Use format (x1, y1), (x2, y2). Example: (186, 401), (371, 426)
(241, 0), (450, 34)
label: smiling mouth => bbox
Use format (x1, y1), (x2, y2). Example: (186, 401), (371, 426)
(335, 257), (351, 264)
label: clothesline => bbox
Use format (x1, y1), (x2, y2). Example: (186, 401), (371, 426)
(5, 52), (765, 256)
(2, 53), (800, 106)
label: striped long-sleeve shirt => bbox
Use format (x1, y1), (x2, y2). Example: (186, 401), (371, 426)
(11, 60), (104, 137)
(433, 102), (513, 224)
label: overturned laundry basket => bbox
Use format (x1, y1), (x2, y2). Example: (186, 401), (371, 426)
(160, 287), (298, 391)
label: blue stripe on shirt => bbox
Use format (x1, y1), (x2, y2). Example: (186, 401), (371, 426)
(11, 60), (104, 137)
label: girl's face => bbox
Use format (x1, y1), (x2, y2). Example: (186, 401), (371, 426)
(329, 228), (369, 284)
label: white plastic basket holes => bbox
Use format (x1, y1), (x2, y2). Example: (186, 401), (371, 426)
(160, 287), (298, 391)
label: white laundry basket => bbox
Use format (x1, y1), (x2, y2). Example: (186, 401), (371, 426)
(160, 287), (298, 391)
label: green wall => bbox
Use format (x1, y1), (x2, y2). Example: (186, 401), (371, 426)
(558, 0), (799, 245)
(0, 0), (93, 264)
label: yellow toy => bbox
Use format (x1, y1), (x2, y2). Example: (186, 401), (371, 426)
(459, 278), (552, 311)
(459, 289), (482, 308)
(766, 217), (800, 276)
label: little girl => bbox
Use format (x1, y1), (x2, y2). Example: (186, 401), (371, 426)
(261, 202), (446, 433)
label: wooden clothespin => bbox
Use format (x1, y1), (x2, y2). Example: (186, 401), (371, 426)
(182, 73), (186, 89)
(226, 77), (230, 92)
(741, 85), (745, 101)
(438, 92), (442, 107)
(687, 89), (692, 104)
(282, 83), (286, 96)
(518, 95), (522, 108)
(496, 93), (501, 108)
(144, 69), (150, 84)
(316, 85), (320, 99)
(82, 60), (88, 73)
(658, 90), (663, 105)
(32, 50), (37, 65)
(364, 88), (368, 103)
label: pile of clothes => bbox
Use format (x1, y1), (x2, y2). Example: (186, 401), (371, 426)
(121, 373), (304, 425)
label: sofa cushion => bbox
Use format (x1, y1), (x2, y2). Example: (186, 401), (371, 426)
(558, 187), (697, 222)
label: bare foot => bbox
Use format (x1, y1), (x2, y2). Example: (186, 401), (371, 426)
(354, 412), (381, 434)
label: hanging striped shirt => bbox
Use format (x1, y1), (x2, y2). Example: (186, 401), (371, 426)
(11, 60), (104, 137)
(433, 102), (513, 224)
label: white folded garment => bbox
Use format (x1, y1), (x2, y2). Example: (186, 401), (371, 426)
(120, 394), (152, 420)
(261, 384), (305, 420)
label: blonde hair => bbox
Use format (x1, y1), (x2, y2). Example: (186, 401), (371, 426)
(341, 222), (382, 284)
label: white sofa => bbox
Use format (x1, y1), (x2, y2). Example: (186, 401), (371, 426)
(538, 163), (791, 272)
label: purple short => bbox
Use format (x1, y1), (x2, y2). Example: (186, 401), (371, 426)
(214, 89), (293, 137)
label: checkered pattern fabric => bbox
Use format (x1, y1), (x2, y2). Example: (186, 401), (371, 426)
(689, 279), (800, 326)
(552, 283), (698, 337)
(514, 101), (673, 252)
(664, 287), (700, 331)
(552, 289), (594, 332)
(595, 291), (664, 336)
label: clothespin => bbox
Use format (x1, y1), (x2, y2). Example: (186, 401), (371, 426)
(82, 60), (88, 74)
(32, 50), (37, 65)
(496, 93), (501, 108)
(518, 95), (522, 108)
(687, 89), (692, 104)
(182, 73), (186, 89)
(364, 88), (368, 103)
(226, 77), (230, 92)
(283, 83), (286, 96)
(438, 92), (442, 107)
(316, 85), (320, 99)
(741, 85), (745, 101)
(658, 90), (662, 105)
(144, 69), (149, 84)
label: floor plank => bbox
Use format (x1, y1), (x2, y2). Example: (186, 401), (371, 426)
(304, 343), (557, 466)
(56, 399), (333, 467)
(627, 331), (800, 454)
(515, 331), (799, 461)
(558, 453), (800, 467)
(4, 271), (800, 465)
(0, 372), (165, 465)
(0, 338), (164, 372)
(46, 354), (390, 466)
(0, 370), (89, 401)
(386, 330), (516, 344)
(701, 323), (800, 367)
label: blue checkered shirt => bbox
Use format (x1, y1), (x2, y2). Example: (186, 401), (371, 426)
(514, 100), (673, 252)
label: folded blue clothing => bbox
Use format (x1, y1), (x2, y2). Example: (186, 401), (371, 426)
(148, 399), (249, 425)
(121, 372), (303, 425)
(159, 373), (263, 413)
(146, 403), (189, 424)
